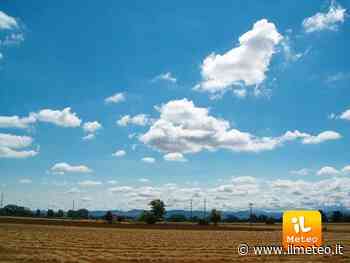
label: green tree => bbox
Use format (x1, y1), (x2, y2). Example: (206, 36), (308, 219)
(56, 209), (64, 217)
(139, 211), (157, 224)
(209, 209), (221, 225)
(47, 209), (55, 218)
(35, 209), (41, 217)
(149, 199), (166, 221)
(319, 210), (328, 223)
(332, 211), (343, 222)
(104, 211), (113, 224)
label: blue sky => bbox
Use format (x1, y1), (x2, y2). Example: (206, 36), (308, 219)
(0, 0), (350, 211)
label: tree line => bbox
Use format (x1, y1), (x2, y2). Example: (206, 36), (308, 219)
(1, 202), (350, 224)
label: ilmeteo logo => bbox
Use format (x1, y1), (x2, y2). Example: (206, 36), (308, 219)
(283, 210), (322, 249)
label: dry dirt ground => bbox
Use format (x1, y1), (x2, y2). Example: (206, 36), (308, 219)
(0, 223), (349, 263)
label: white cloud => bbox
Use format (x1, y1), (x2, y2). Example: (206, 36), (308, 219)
(317, 166), (340, 176)
(107, 180), (118, 185)
(104, 92), (125, 104)
(0, 133), (33, 149)
(0, 133), (38, 159)
(0, 11), (18, 30)
(138, 178), (150, 183)
(117, 114), (151, 127)
(0, 146), (38, 159)
(19, 178), (32, 184)
(141, 157), (155, 163)
(290, 168), (311, 176)
(0, 115), (36, 129)
(83, 121), (102, 133)
(194, 19), (282, 97)
(1, 32), (24, 46)
(281, 36), (304, 63)
(163, 152), (187, 162)
(342, 166), (350, 174)
(78, 180), (102, 187)
(301, 131), (341, 144)
(302, 1), (346, 33)
(339, 109), (350, 121)
(82, 134), (95, 141)
(112, 150), (126, 157)
(0, 108), (83, 130)
(82, 121), (102, 140)
(153, 72), (177, 83)
(33, 107), (81, 128)
(50, 162), (93, 174)
(140, 99), (341, 155)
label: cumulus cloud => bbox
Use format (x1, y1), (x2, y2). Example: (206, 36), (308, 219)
(102, 174), (350, 210)
(117, 114), (151, 127)
(0, 133), (38, 159)
(0, 115), (36, 129)
(302, 1), (346, 33)
(112, 150), (126, 157)
(141, 157), (155, 163)
(33, 107), (81, 128)
(194, 19), (282, 97)
(339, 109), (350, 121)
(50, 162), (93, 174)
(317, 166), (340, 176)
(78, 180), (102, 187)
(0, 108), (82, 130)
(301, 131), (341, 144)
(140, 99), (341, 155)
(83, 121), (102, 134)
(0, 11), (18, 30)
(342, 166), (350, 174)
(153, 72), (177, 83)
(104, 92), (125, 104)
(163, 152), (187, 162)
(82, 121), (102, 140)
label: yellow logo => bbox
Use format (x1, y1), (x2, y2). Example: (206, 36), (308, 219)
(283, 210), (322, 249)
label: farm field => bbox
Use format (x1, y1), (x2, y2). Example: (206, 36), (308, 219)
(0, 222), (350, 263)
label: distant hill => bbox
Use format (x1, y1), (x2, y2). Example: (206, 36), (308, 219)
(89, 209), (283, 220)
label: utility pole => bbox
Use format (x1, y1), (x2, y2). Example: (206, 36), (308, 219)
(203, 198), (207, 219)
(73, 200), (75, 210)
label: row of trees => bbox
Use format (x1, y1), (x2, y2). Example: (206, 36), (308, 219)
(2, 203), (350, 224)
(0, 205), (89, 219)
